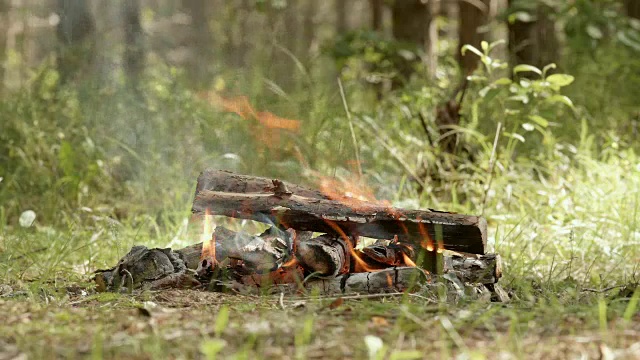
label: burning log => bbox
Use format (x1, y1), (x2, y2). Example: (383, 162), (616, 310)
(192, 189), (486, 254)
(193, 169), (487, 255)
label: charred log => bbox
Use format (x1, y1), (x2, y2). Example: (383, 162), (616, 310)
(192, 190), (486, 254)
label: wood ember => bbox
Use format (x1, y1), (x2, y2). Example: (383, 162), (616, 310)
(303, 267), (427, 295)
(95, 227), (501, 294)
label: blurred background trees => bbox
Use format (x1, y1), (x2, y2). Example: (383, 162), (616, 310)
(1, 0), (640, 225)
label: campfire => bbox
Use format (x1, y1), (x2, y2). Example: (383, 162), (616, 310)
(95, 170), (503, 297)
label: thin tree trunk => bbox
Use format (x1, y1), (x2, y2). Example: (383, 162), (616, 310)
(458, 0), (490, 74)
(336, 0), (348, 34)
(0, 0), (9, 94)
(370, 0), (383, 31)
(625, 0), (640, 19)
(182, 0), (212, 88)
(507, 0), (558, 70)
(391, 0), (437, 81)
(123, 0), (144, 87)
(56, 0), (96, 84)
(301, 0), (316, 66)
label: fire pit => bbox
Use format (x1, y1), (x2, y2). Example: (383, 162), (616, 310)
(95, 170), (503, 298)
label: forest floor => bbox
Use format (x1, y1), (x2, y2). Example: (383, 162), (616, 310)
(2, 151), (640, 359)
(0, 286), (639, 359)
(1, 220), (639, 360)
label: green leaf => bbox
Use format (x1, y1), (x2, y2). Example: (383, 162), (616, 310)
(546, 74), (575, 87)
(542, 63), (556, 77)
(528, 115), (549, 127)
(623, 286), (640, 323)
(586, 24), (603, 39)
(508, 94), (530, 104)
(508, 11), (534, 24)
(478, 85), (493, 98)
(492, 77), (512, 86)
(481, 41), (489, 52)
(390, 350), (424, 360)
(548, 95), (575, 109)
(513, 64), (542, 76)
(522, 123), (535, 131)
(214, 305), (230, 337)
(466, 75), (487, 82)
(200, 339), (226, 360)
(489, 39), (506, 52)
(505, 132), (526, 143)
(461, 45), (483, 58)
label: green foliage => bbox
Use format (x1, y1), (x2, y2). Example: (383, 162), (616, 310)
(327, 30), (425, 86)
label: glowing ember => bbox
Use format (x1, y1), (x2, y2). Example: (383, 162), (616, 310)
(200, 209), (216, 263)
(385, 273), (393, 288)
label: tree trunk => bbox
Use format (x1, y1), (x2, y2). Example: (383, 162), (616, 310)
(336, 0), (348, 34)
(0, 0), (9, 94)
(56, 0), (96, 84)
(507, 0), (558, 70)
(123, 0), (144, 87)
(625, 0), (640, 19)
(458, 0), (490, 74)
(181, 0), (213, 88)
(391, 0), (437, 81)
(370, 0), (383, 31)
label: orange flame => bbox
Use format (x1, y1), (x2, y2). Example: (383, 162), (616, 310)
(417, 218), (435, 252)
(322, 219), (380, 273)
(200, 209), (216, 263)
(402, 252), (417, 267)
(318, 176), (386, 212)
(200, 92), (301, 153)
(385, 273), (393, 288)
(282, 257), (299, 268)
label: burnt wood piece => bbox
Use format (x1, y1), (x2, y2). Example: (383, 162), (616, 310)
(446, 254), (502, 284)
(195, 169), (329, 200)
(305, 267), (428, 294)
(178, 242), (500, 285)
(192, 190), (487, 254)
(296, 235), (350, 277)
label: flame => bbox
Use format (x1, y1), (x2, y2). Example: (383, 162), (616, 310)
(417, 218), (435, 252)
(200, 92), (301, 152)
(385, 273), (393, 288)
(200, 209), (216, 263)
(322, 219), (380, 273)
(318, 176), (385, 212)
(402, 252), (417, 267)
(282, 257), (298, 268)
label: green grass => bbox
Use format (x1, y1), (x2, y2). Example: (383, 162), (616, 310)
(1, 143), (639, 358)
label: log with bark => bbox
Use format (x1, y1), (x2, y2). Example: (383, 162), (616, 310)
(193, 169), (487, 255)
